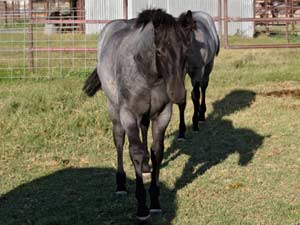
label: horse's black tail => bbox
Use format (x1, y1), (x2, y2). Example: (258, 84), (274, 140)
(83, 68), (102, 97)
(216, 35), (220, 56)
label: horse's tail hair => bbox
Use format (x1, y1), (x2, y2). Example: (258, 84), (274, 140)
(83, 68), (102, 97)
(216, 36), (220, 56)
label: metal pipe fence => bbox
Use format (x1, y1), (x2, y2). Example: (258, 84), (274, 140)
(1, 0), (300, 79)
(0, 8), (101, 79)
(224, 0), (300, 48)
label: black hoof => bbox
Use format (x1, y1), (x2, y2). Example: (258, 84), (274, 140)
(115, 190), (127, 196)
(137, 207), (150, 221)
(136, 213), (151, 221)
(150, 208), (162, 214)
(199, 116), (206, 123)
(177, 137), (186, 142)
(199, 120), (206, 126)
(177, 133), (186, 141)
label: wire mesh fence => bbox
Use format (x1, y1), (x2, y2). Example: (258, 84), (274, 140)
(225, 0), (300, 48)
(2, 0), (300, 79)
(0, 5), (99, 79)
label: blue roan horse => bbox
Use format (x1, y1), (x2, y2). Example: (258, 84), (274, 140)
(83, 9), (195, 220)
(83, 10), (219, 140)
(178, 11), (220, 139)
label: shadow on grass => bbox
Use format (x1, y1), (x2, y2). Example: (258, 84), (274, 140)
(163, 89), (265, 190)
(0, 90), (264, 225)
(0, 168), (176, 225)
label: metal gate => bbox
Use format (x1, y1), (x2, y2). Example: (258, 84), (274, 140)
(223, 0), (300, 48)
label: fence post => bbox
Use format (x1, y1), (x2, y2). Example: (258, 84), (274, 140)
(29, 0), (34, 70)
(253, 0), (256, 34)
(4, 1), (8, 27)
(285, 0), (289, 43)
(12, 1), (14, 15)
(81, 0), (85, 32)
(123, 0), (128, 19)
(223, 0), (229, 48)
(218, 0), (222, 45)
(17, 0), (20, 19)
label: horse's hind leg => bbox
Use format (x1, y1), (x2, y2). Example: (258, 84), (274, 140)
(191, 81), (200, 131)
(177, 100), (187, 140)
(199, 60), (214, 122)
(120, 107), (150, 220)
(112, 121), (126, 194)
(199, 79), (207, 122)
(140, 114), (151, 173)
(109, 103), (127, 194)
(149, 103), (172, 213)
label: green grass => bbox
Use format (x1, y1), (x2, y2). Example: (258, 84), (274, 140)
(229, 24), (300, 46)
(1, 48), (300, 225)
(229, 33), (300, 46)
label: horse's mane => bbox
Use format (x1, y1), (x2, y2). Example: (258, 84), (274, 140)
(135, 9), (176, 29)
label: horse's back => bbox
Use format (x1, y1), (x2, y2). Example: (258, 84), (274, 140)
(97, 19), (156, 113)
(191, 11), (220, 65)
(97, 20), (131, 61)
(97, 20), (134, 106)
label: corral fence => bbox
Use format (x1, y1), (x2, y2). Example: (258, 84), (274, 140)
(1, 0), (300, 79)
(224, 0), (300, 48)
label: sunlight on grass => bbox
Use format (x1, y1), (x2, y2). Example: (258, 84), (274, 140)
(1, 48), (300, 225)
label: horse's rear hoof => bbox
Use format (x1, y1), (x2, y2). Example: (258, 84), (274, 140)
(199, 117), (206, 123)
(150, 208), (162, 214)
(136, 213), (151, 221)
(177, 137), (186, 141)
(199, 120), (206, 125)
(177, 133), (186, 141)
(115, 190), (127, 196)
(137, 207), (151, 221)
(116, 172), (127, 195)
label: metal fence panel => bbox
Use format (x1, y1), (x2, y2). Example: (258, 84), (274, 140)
(3, 0), (299, 79)
(0, 5), (97, 79)
(223, 0), (300, 49)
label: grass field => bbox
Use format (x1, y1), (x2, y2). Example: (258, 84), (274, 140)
(0, 48), (300, 225)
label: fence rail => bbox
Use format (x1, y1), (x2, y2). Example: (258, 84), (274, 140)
(1, 0), (300, 79)
(223, 0), (300, 49)
(0, 8), (103, 79)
